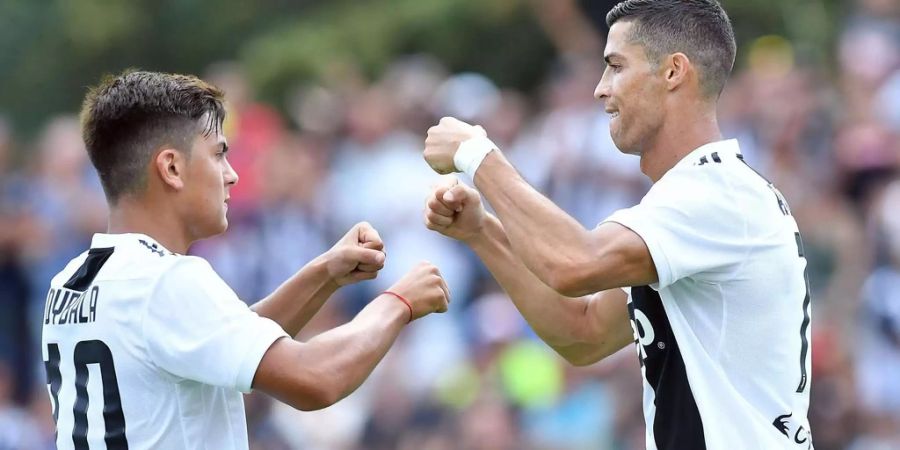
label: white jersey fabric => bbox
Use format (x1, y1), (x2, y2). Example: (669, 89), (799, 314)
(603, 139), (813, 450)
(41, 233), (288, 450)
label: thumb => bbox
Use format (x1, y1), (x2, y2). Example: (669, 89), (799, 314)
(341, 222), (372, 244)
(357, 223), (383, 250)
(442, 184), (470, 212)
(347, 246), (386, 266)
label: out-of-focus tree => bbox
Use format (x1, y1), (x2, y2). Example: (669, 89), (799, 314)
(0, 0), (848, 138)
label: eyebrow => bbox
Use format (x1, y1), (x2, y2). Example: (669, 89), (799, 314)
(604, 52), (624, 64)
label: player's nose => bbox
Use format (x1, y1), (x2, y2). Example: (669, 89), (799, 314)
(594, 75), (611, 101)
(224, 159), (239, 186)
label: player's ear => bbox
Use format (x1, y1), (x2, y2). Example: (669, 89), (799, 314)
(664, 52), (691, 92)
(155, 148), (186, 190)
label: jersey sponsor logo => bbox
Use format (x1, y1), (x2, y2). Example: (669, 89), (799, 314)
(631, 308), (655, 362)
(43, 286), (99, 325)
(629, 286), (707, 449)
(627, 288), (668, 370)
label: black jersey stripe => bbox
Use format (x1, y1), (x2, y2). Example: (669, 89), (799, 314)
(63, 247), (115, 292)
(631, 286), (707, 449)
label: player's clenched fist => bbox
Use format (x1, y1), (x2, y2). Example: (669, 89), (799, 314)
(423, 116), (486, 174)
(424, 177), (486, 242)
(322, 222), (386, 286)
(385, 262), (450, 320)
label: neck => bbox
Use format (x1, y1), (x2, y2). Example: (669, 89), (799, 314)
(107, 195), (192, 254)
(639, 104), (722, 182)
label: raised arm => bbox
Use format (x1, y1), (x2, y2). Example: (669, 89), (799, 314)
(423, 117), (657, 296)
(425, 180), (633, 365)
(251, 222), (385, 336)
(252, 262), (450, 410)
(474, 151), (657, 296)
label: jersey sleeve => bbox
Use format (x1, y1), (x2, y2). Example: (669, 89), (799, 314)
(602, 166), (749, 290)
(142, 256), (289, 393)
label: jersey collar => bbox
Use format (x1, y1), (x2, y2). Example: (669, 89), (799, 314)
(90, 233), (176, 256)
(675, 138), (742, 169)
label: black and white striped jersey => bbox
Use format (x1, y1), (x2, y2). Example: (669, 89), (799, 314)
(604, 139), (813, 450)
(41, 233), (288, 449)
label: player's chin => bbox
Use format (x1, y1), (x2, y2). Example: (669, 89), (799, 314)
(217, 216), (230, 234)
(206, 215), (230, 237)
(611, 134), (639, 156)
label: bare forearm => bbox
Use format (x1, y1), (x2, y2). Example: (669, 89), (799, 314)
(303, 295), (407, 403)
(467, 215), (594, 349)
(474, 151), (595, 289)
(252, 256), (339, 336)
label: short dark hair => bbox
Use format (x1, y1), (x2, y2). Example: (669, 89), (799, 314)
(606, 0), (736, 99)
(80, 70), (226, 203)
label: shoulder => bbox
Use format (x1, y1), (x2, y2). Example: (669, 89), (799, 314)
(155, 255), (222, 289)
(626, 158), (751, 240)
(641, 162), (726, 214)
(163, 255), (216, 275)
(49, 251), (90, 287)
(150, 255), (239, 308)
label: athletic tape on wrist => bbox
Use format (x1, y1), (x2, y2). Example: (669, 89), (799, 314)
(454, 135), (498, 178)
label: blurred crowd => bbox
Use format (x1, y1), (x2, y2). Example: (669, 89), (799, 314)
(2, 1), (900, 449)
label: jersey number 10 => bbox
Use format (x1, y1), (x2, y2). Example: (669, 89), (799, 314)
(45, 340), (128, 449)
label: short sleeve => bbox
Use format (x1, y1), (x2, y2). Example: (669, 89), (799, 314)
(143, 256), (288, 393)
(602, 166), (748, 290)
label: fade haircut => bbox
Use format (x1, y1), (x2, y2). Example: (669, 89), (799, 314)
(80, 70), (226, 204)
(606, 0), (736, 99)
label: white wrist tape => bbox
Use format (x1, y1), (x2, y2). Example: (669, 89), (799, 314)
(454, 135), (498, 178)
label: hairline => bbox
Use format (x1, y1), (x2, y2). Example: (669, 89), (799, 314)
(606, 2), (735, 99)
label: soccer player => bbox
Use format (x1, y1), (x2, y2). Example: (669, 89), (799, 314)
(422, 1), (812, 448)
(41, 70), (450, 449)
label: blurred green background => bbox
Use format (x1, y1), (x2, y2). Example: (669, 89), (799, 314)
(0, 0), (844, 137)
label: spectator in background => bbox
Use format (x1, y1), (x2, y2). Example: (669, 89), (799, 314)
(0, 117), (35, 405)
(196, 135), (332, 302)
(0, 362), (42, 449)
(537, 57), (646, 226)
(206, 62), (285, 218)
(1, 0), (899, 446)
(855, 180), (900, 445)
